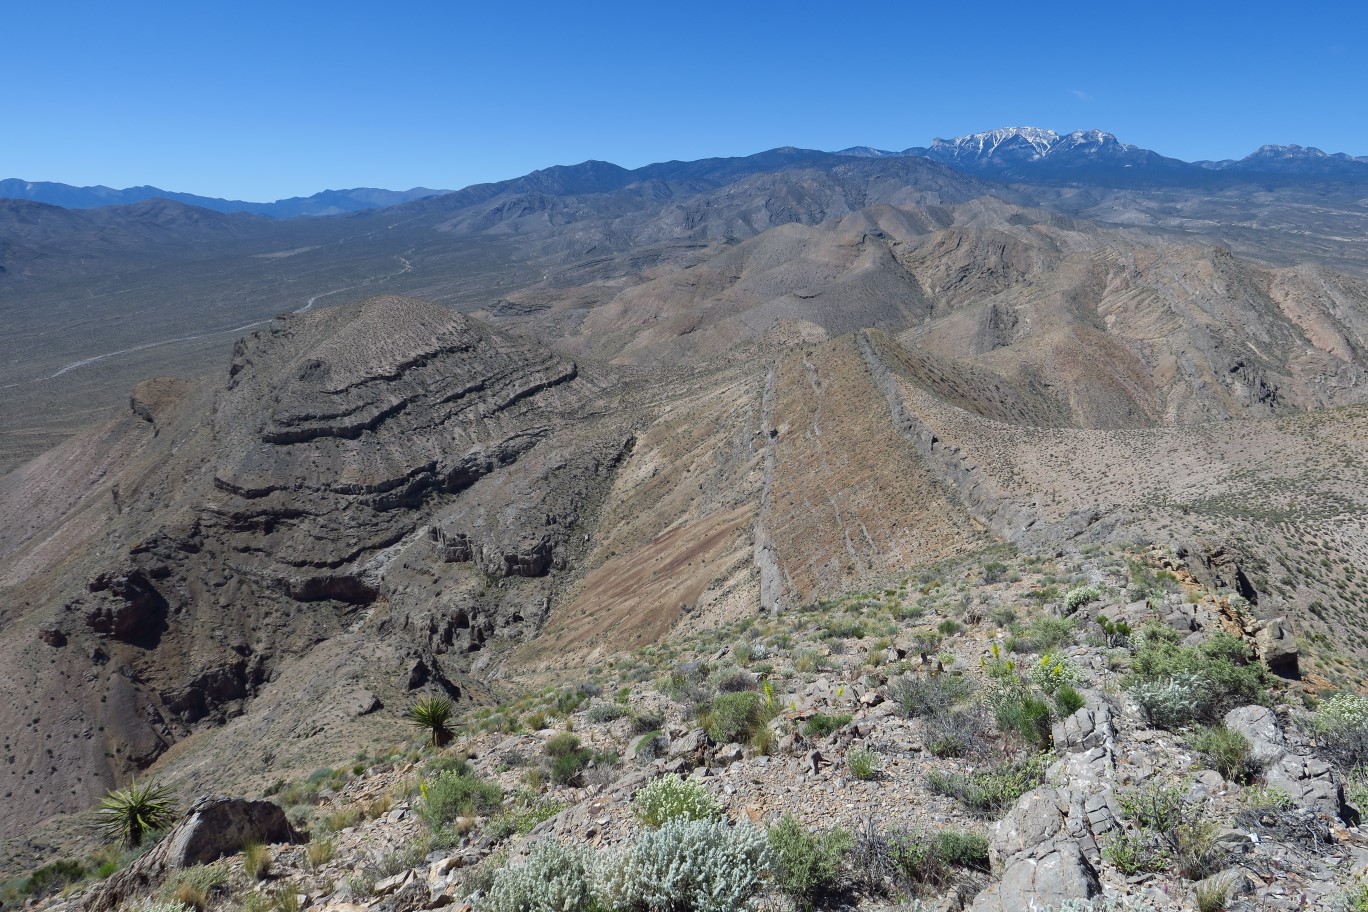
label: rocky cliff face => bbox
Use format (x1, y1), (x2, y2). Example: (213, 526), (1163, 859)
(0, 296), (638, 835)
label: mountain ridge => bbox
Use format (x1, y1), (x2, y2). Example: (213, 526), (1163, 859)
(0, 179), (449, 219)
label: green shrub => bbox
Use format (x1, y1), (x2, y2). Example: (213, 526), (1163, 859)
(706, 692), (767, 744)
(1126, 625), (1268, 727)
(1028, 654), (1082, 694)
(242, 842), (271, 880)
(1009, 615), (1076, 653)
(1054, 685), (1086, 716)
(888, 674), (975, 719)
(1190, 725), (1257, 783)
(846, 747), (881, 781)
(544, 733), (594, 786)
(926, 755), (1048, 816)
(483, 839), (597, 912)
(1196, 875), (1233, 912)
(995, 687), (1054, 751)
(586, 703), (628, 724)
(408, 696), (455, 747)
(633, 775), (723, 827)
(1308, 692), (1368, 772)
(931, 830), (990, 870)
(802, 712), (853, 738)
(1063, 585), (1102, 613)
(20, 860), (86, 898)
(1109, 783), (1229, 881)
(630, 709), (666, 736)
(767, 815), (851, 909)
(96, 778), (176, 847)
(418, 770), (502, 829)
(600, 818), (770, 912)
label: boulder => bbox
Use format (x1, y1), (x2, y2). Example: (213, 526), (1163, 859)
(1223, 705), (1285, 767)
(1253, 618), (1300, 677)
(84, 796), (296, 912)
(971, 842), (1100, 912)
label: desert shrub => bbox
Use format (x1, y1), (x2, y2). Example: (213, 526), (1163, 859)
(418, 770), (502, 829)
(141, 903), (194, 912)
(1190, 724), (1258, 783)
(767, 815), (851, 909)
(633, 775), (723, 827)
(242, 842), (271, 880)
(586, 703), (628, 724)
(1096, 614), (1133, 648)
(990, 606), (1018, 628)
(629, 708), (666, 736)
(543, 733), (595, 786)
(19, 860), (86, 898)
(1309, 692), (1368, 773)
(1054, 685), (1086, 716)
(922, 705), (994, 759)
(1126, 625), (1268, 726)
(888, 674), (975, 719)
(1063, 585), (1102, 613)
(1107, 783), (1228, 880)
(408, 696), (455, 747)
(705, 692), (766, 744)
(932, 830), (990, 870)
(1243, 785), (1294, 812)
(1339, 879), (1368, 912)
(847, 821), (988, 897)
(824, 618), (867, 640)
(803, 712), (853, 738)
(305, 837), (334, 869)
(994, 686), (1054, 751)
(96, 778), (176, 847)
(482, 839), (597, 912)
(163, 866), (227, 911)
(937, 619), (964, 636)
(1129, 672), (1206, 729)
(1009, 615), (1077, 653)
(847, 747), (881, 781)
(600, 818), (770, 912)
(1196, 875), (1234, 912)
(926, 755), (1047, 816)
(712, 668), (758, 693)
(1029, 654), (1082, 694)
(488, 795), (568, 839)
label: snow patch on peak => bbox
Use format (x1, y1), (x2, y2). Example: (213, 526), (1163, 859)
(933, 127), (1060, 159)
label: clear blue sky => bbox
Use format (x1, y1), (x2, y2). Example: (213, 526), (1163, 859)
(5, 0), (1366, 200)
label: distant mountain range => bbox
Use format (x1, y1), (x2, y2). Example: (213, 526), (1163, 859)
(836, 127), (1368, 184)
(5, 128), (1366, 221)
(0, 179), (448, 218)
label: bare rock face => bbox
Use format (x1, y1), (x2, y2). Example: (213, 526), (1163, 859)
(84, 796), (294, 912)
(1253, 617), (1300, 677)
(1179, 538), (1260, 603)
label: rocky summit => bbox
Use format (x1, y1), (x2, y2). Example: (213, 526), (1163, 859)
(1, 132), (1367, 912)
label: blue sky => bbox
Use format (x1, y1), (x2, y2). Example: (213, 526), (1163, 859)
(5, 0), (1366, 200)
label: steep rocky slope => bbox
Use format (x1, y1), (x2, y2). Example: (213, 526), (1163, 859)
(14, 548), (1368, 912)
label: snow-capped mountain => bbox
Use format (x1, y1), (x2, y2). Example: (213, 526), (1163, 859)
(834, 127), (1368, 186)
(1197, 144), (1368, 177)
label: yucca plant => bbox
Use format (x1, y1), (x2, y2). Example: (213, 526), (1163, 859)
(96, 778), (176, 847)
(408, 696), (455, 747)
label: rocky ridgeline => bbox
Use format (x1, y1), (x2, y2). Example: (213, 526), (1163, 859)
(20, 549), (1368, 912)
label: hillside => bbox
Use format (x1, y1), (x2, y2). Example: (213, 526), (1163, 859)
(9, 546), (1368, 912)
